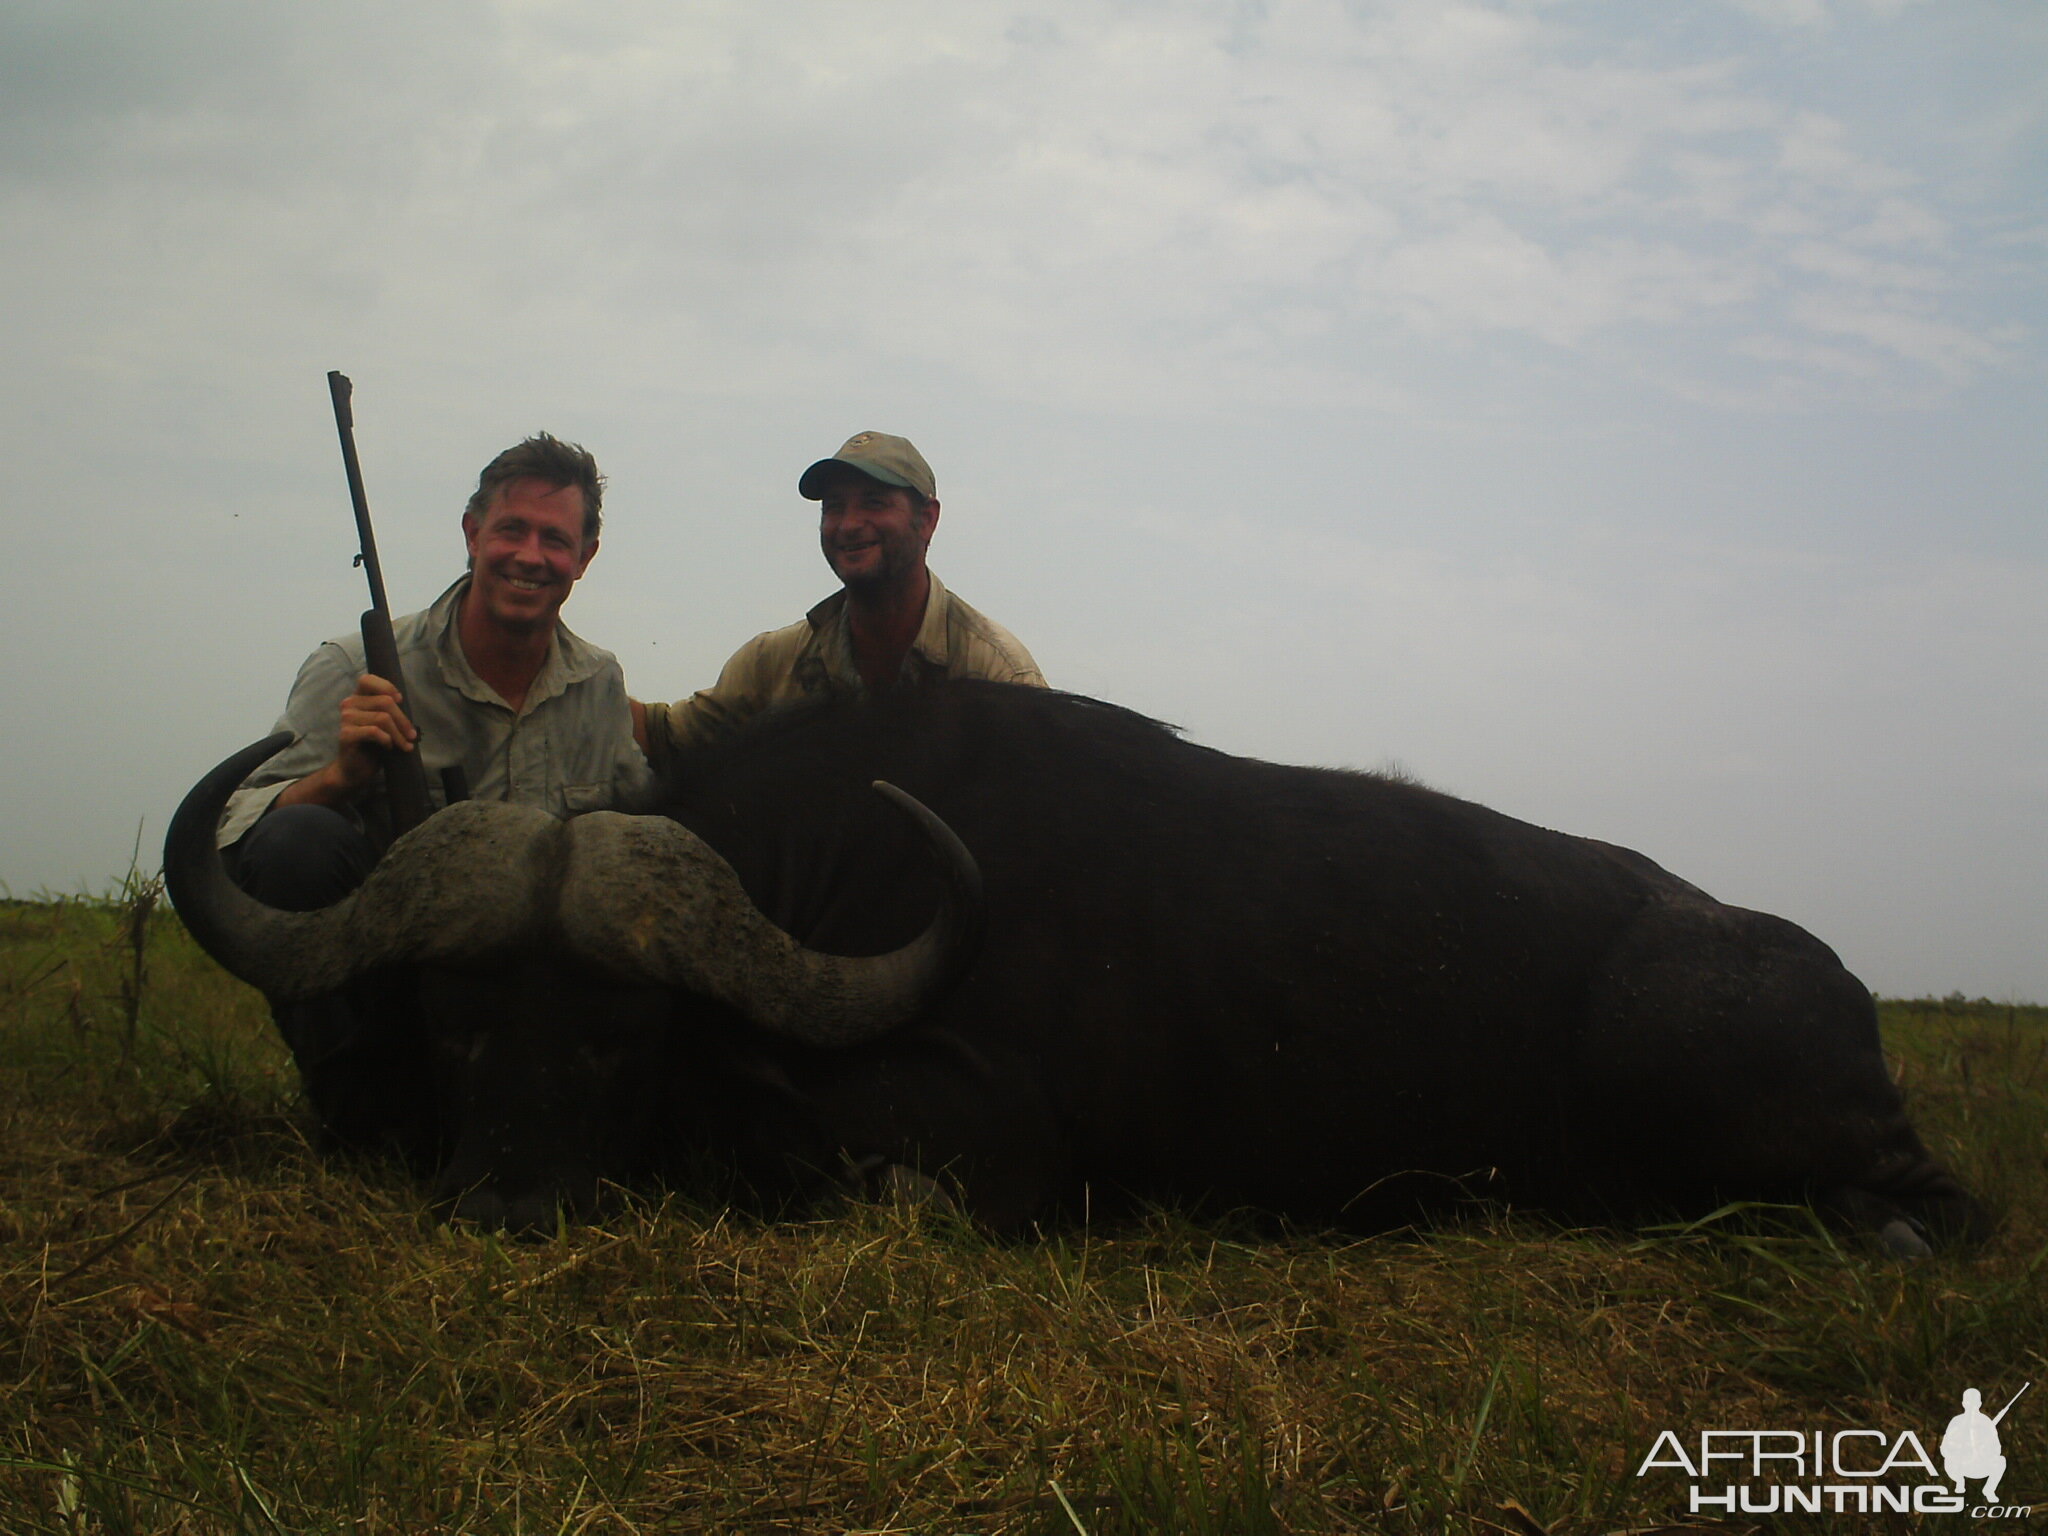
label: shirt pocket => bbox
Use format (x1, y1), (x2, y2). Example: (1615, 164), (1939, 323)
(562, 782), (611, 816)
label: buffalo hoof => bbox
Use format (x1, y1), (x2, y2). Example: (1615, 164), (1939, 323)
(435, 1171), (591, 1238)
(845, 1154), (962, 1217)
(1877, 1216), (1934, 1260)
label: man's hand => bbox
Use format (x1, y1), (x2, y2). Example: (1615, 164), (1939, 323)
(277, 674), (419, 810)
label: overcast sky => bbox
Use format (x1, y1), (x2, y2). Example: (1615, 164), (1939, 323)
(2, 0), (2042, 1000)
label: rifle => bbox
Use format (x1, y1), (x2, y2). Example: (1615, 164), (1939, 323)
(325, 370), (439, 834)
(1991, 1381), (2031, 1425)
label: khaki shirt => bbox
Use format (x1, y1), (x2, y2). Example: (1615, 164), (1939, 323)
(644, 570), (1044, 762)
(218, 576), (653, 850)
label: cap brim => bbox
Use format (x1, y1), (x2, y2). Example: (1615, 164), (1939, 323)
(798, 457), (916, 500)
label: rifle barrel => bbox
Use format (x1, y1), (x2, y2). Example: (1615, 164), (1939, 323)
(326, 370), (433, 834)
(327, 371), (394, 616)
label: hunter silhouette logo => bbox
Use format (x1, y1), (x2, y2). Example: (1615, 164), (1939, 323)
(1635, 1381), (2032, 1518)
(1943, 1384), (2028, 1504)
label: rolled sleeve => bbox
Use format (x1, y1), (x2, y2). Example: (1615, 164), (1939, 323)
(215, 640), (363, 849)
(218, 578), (649, 849)
(651, 627), (802, 765)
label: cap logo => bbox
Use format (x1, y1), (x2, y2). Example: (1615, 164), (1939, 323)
(848, 433), (874, 447)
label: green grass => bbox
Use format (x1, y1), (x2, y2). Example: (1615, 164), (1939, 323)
(1, 895), (2042, 1533)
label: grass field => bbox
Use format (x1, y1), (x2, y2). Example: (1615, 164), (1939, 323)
(1, 890), (2042, 1534)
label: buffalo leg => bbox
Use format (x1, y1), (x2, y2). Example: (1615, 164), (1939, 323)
(788, 1032), (1067, 1234)
(231, 806), (441, 1166)
(1575, 899), (1985, 1244)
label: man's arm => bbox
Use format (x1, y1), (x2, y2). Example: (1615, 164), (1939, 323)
(216, 641), (417, 848)
(634, 686), (753, 781)
(275, 673), (419, 810)
(631, 627), (798, 777)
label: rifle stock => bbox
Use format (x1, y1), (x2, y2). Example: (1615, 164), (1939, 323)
(357, 608), (434, 832)
(328, 371), (435, 835)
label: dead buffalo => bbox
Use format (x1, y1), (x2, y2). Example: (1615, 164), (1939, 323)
(165, 680), (1982, 1249)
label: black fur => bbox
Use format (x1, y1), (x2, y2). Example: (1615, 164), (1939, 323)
(189, 681), (1983, 1241)
(644, 681), (1981, 1241)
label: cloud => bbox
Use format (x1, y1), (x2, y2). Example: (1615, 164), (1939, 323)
(0, 0), (2024, 422)
(1722, 0), (1927, 26)
(0, 0), (2041, 999)
(1788, 293), (2009, 377)
(1727, 0), (1833, 24)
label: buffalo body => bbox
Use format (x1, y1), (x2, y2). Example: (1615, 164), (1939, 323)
(167, 682), (1979, 1243)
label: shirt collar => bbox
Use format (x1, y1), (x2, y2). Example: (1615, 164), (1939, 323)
(428, 575), (604, 710)
(909, 569), (954, 668)
(804, 569), (954, 673)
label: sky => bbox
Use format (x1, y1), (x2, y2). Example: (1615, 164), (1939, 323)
(1, 0), (2042, 1001)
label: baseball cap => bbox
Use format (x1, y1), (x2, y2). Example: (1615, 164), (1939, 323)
(798, 432), (935, 500)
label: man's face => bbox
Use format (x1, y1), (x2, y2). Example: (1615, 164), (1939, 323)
(462, 477), (597, 635)
(818, 469), (936, 592)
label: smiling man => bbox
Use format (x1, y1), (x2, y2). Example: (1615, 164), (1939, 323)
(636, 431), (1044, 767)
(219, 432), (651, 884)
(215, 433), (652, 1159)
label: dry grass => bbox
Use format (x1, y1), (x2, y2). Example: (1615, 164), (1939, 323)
(1, 895), (2042, 1534)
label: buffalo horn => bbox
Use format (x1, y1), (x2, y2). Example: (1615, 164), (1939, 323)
(556, 781), (983, 1046)
(162, 735), (557, 1001)
(167, 739), (982, 1040)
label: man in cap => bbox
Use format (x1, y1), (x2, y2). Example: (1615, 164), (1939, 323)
(634, 431), (1044, 767)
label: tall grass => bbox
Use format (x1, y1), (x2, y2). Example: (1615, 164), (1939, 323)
(1, 897), (2041, 1533)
